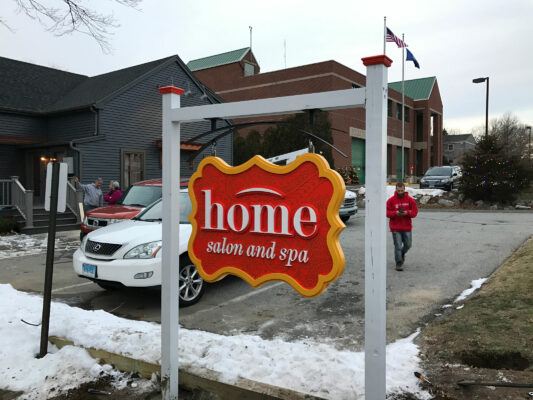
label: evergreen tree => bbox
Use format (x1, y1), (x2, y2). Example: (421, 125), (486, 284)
(262, 111), (334, 167)
(460, 135), (529, 203)
(233, 111), (336, 167)
(233, 130), (264, 165)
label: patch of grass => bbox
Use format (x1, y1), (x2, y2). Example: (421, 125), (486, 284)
(420, 237), (533, 369)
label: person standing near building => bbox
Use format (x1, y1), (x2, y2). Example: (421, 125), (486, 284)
(104, 181), (122, 205)
(73, 176), (104, 212)
(386, 182), (418, 271)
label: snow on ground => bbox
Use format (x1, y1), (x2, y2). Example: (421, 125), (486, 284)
(0, 233), (78, 259)
(454, 278), (488, 302)
(357, 185), (445, 199)
(0, 188), (449, 399)
(0, 284), (432, 400)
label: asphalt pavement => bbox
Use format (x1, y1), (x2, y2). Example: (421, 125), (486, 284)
(1, 210), (532, 351)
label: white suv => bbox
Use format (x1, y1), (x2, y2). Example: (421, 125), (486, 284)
(73, 190), (204, 307)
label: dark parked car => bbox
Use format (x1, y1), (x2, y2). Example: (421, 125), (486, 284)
(419, 166), (460, 191)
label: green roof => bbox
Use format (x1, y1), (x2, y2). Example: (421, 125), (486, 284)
(187, 47), (251, 71)
(388, 77), (436, 100)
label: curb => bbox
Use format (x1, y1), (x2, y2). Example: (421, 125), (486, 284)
(49, 336), (326, 400)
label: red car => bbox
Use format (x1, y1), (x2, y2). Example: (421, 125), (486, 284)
(80, 179), (187, 240)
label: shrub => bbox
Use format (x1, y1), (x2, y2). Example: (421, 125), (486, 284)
(336, 167), (350, 184)
(459, 135), (529, 203)
(347, 166), (360, 185)
(0, 216), (18, 233)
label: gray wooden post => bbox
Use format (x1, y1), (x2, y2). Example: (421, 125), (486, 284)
(25, 190), (34, 228)
(362, 54), (391, 400)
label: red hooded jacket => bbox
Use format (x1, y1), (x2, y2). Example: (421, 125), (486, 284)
(386, 191), (418, 232)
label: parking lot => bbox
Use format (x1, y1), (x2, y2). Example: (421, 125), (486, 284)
(1, 209), (532, 351)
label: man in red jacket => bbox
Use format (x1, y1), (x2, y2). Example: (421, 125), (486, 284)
(386, 182), (418, 271)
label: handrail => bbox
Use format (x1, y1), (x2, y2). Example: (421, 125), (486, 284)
(10, 176), (33, 228)
(66, 180), (83, 223)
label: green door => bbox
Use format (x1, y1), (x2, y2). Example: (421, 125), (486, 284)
(351, 138), (365, 184)
(396, 147), (407, 182)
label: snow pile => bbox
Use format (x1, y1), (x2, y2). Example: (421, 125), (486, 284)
(0, 284), (431, 399)
(0, 233), (78, 259)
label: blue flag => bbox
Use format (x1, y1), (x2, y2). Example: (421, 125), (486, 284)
(406, 49), (420, 69)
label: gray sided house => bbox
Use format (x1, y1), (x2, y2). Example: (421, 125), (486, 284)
(0, 55), (232, 231)
(442, 133), (475, 165)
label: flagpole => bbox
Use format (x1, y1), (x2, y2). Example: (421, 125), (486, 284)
(401, 33), (405, 183)
(383, 17), (387, 54)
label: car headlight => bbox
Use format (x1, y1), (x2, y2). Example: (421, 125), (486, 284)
(124, 241), (162, 259)
(420, 178), (426, 183)
(441, 178), (450, 183)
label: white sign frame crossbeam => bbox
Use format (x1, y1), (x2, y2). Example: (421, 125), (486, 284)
(168, 88), (365, 123)
(159, 56), (390, 399)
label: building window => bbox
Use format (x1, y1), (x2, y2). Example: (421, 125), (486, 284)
(121, 149), (145, 190)
(396, 103), (402, 120)
(404, 106), (410, 122)
(448, 144), (454, 151)
(388, 100), (393, 117)
(244, 62), (255, 76)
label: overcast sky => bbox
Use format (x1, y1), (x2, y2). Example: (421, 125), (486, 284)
(1, 0), (532, 134)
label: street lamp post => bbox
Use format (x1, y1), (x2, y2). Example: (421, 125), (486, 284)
(527, 125), (532, 168)
(473, 77), (489, 138)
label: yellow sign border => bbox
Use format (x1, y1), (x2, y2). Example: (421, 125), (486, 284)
(188, 153), (346, 297)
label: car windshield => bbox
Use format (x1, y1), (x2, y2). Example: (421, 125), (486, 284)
(425, 167), (452, 177)
(119, 185), (162, 207)
(135, 192), (192, 224)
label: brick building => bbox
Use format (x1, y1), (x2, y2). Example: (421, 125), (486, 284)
(188, 47), (443, 182)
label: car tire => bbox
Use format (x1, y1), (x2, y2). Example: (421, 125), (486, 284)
(340, 215), (350, 223)
(179, 254), (205, 307)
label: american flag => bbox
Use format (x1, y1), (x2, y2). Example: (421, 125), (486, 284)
(386, 27), (407, 48)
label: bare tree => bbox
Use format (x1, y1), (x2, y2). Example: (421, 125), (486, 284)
(2, 0), (141, 53)
(490, 113), (530, 159)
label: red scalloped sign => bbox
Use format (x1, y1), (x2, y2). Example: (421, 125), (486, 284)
(188, 154), (346, 297)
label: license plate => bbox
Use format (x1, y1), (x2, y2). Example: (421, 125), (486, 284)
(429, 184), (435, 188)
(82, 263), (97, 278)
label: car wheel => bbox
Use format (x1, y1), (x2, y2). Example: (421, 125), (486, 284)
(179, 255), (205, 307)
(340, 215), (350, 223)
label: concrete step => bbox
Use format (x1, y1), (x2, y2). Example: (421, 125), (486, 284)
(21, 223), (80, 235)
(2, 207), (80, 234)
(0, 207), (20, 218)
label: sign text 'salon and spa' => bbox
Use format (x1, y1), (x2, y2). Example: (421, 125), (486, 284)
(188, 153), (346, 297)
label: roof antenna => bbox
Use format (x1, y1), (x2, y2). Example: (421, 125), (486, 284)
(284, 39), (286, 69)
(249, 26), (252, 50)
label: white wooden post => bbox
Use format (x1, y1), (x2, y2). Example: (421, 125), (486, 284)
(159, 86), (184, 400)
(362, 55), (391, 400)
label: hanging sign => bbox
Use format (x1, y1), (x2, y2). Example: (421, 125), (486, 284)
(188, 153), (345, 297)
